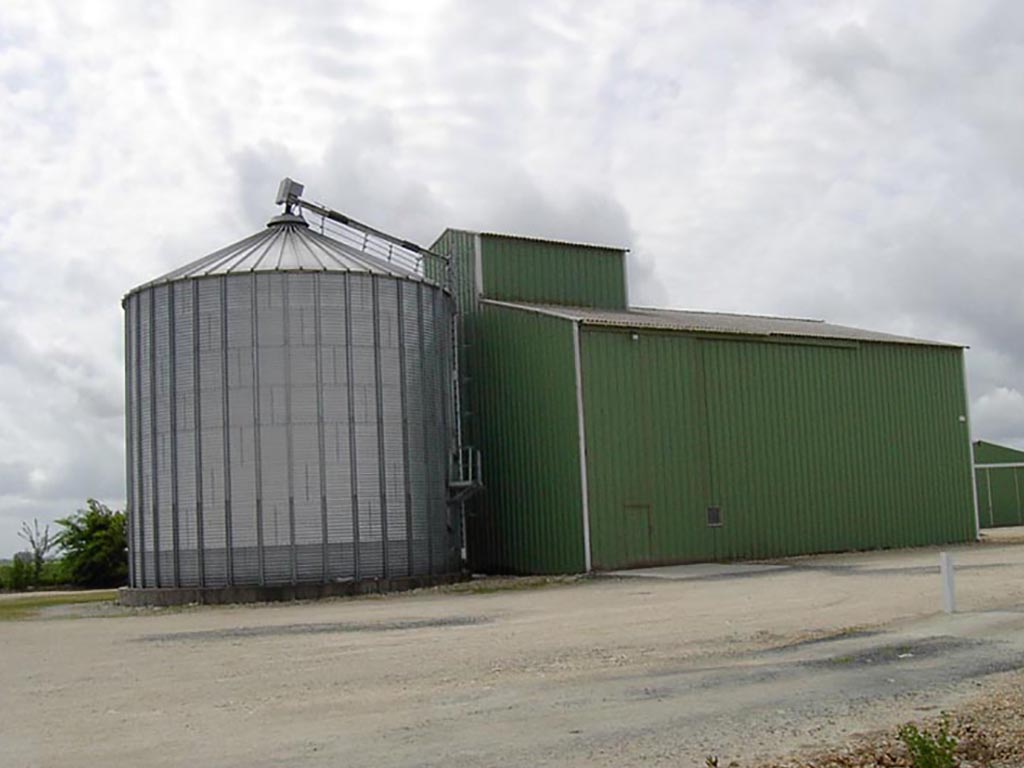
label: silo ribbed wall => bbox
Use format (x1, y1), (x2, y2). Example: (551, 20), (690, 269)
(124, 272), (457, 588)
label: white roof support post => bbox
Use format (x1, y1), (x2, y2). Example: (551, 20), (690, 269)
(572, 320), (593, 573)
(962, 355), (981, 540)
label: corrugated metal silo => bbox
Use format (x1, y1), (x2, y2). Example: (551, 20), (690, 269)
(123, 209), (460, 595)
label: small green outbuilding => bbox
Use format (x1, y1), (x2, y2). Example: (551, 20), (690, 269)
(974, 440), (1024, 528)
(432, 229), (979, 574)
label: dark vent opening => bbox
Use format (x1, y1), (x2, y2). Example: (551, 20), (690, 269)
(707, 506), (723, 527)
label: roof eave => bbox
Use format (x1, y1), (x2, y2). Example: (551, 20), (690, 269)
(480, 300), (962, 349)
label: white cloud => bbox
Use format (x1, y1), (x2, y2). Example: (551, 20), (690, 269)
(974, 388), (1024, 447)
(1, 0), (1024, 552)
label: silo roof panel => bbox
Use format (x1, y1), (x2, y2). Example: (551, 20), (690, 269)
(128, 215), (424, 295)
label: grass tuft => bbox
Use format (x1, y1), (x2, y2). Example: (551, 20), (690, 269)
(0, 590), (118, 621)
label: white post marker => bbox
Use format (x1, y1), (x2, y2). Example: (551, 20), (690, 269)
(940, 551), (956, 614)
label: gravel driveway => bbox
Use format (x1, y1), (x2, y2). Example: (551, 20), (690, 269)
(3, 536), (1023, 767)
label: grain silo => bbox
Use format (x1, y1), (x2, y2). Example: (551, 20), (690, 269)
(121, 180), (464, 604)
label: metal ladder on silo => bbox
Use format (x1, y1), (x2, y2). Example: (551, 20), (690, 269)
(444, 254), (482, 565)
(446, 255), (482, 505)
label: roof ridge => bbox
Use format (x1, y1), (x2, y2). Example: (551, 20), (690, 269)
(438, 228), (628, 252)
(631, 306), (825, 324)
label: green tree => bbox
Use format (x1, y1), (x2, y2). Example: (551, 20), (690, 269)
(55, 500), (128, 588)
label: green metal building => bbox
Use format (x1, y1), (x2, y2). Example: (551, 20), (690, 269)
(432, 229), (978, 574)
(974, 440), (1024, 528)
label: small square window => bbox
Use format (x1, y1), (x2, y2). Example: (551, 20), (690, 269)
(706, 506), (723, 527)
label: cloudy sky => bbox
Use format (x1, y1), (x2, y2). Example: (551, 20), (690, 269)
(2, 0), (1023, 554)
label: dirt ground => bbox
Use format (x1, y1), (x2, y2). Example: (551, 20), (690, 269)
(3, 533), (1024, 768)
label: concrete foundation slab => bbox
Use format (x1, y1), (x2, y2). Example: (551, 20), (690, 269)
(118, 573), (466, 607)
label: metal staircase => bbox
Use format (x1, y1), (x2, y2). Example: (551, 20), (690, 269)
(448, 446), (483, 506)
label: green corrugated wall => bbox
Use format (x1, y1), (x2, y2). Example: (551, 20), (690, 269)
(582, 331), (713, 565)
(429, 229), (629, 312)
(468, 304), (584, 573)
(430, 229), (478, 313)
(974, 441), (1024, 528)
(974, 440), (1024, 464)
(581, 328), (976, 569)
(481, 236), (626, 309)
(428, 225), (977, 572)
(427, 229), (627, 572)
(975, 467), (1024, 527)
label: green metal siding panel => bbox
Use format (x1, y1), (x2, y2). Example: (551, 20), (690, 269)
(702, 340), (974, 559)
(974, 440), (1024, 464)
(581, 331), (713, 568)
(975, 467), (1024, 528)
(481, 236), (627, 309)
(469, 305), (584, 573)
(581, 329), (976, 570)
(431, 231), (595, 570)
(430, 229), (477, 316)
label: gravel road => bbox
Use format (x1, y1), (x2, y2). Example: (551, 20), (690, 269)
(2, 536), (1023, 767)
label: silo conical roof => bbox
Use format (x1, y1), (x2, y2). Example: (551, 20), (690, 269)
(128, 213), (422, 296)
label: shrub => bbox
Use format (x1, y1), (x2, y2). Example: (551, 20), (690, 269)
(6, 557), (32, 591)
(898, 717), (958, 768)
(55, 500), (128, 588)
(38, 559), (70, 587)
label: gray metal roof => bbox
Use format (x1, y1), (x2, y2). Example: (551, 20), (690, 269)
(129, 213), (421, 295)
(482, 300), (959, 348)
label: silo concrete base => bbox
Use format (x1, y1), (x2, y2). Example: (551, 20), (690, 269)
(117, 572), (467, 607)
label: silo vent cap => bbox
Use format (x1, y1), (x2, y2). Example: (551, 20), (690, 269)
(266, 212), (309, 228)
